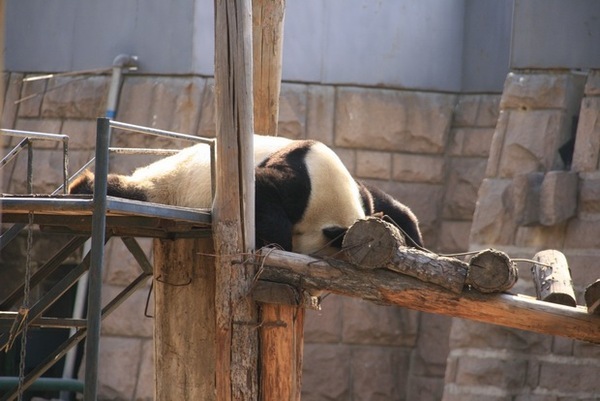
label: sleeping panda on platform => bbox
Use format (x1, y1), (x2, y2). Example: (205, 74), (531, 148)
(69, 136), (423, 255)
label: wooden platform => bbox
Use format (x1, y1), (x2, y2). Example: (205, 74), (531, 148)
(0, 194), (212, 238)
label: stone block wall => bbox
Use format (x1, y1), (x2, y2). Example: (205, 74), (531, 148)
(301, 87), (499, 401)
(443, 70), (600, 401)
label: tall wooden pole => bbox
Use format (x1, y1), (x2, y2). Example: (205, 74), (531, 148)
(252, 0), (285, 136)
(154, 238), (216, 401)
(251, 2), (305, 401)
(213, 1), (258, 401)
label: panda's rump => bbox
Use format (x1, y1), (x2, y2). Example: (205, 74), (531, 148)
(292, 142), (365, 253)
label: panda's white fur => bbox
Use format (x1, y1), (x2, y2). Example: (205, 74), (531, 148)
(255, 140), (424, 253)
(124, 134), (292, 208)
(255, 140), (366, 254)
(70, 134), (292, 208)
(293, 143), (364, 253)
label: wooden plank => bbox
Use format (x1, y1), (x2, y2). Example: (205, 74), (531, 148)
(251, 1), (301, 401)
(258, 303), (304, 401)
(153, 237), (216, 401)
(252, 0), (285, 135)
(257, 249), (600, 344)
(213, 1), (258, 401)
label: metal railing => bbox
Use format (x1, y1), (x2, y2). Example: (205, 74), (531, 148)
(1, 118), (216, 401)
(1, 121), (216, 249)
(1, 129), (69, 194)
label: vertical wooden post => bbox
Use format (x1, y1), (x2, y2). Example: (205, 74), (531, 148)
(213, 1), (258, 401)
(252, 0), (286, 135)
(252, 2), (305, 400)
(154, 237), (216, 401)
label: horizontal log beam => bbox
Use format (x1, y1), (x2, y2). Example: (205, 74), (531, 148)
(256, 249), (600, 344)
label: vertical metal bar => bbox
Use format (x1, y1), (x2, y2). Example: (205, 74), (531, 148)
(26, 141), (33, 194)
(210, 141), (216, 202)
(105, 66), (123, 119)
(62, 139), (69, 194)
(83, 118), (111, 401)
(51, 157), (95, 195)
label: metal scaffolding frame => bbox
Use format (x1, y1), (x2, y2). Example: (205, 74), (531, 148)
(0, 118), (213, 401)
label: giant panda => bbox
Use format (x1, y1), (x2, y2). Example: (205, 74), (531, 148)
(69, 136), (423, 254)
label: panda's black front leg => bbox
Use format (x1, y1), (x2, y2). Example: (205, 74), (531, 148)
(255, 202), (294, 252)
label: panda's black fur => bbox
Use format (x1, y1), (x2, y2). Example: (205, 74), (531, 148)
(255, 139), (366, 254)
(254, 139), (423, 253)
(357, 182), (423, 248)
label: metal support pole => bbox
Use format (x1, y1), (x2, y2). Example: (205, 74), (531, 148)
(61, 140), (69, 194)
(26, 142), (33, 194)
(83, 118), (111, 401)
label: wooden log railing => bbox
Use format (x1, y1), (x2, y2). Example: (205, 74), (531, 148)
(255, 248), (600, 345)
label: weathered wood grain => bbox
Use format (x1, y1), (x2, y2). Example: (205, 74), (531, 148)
(252, 0), (285, 136)
(467, 248), (518, 293)
(213, 1), (259, 400)
(344, 218), (468, 293)
(531, 250), (577, 306)
(251, 2), (302, 399)
(257, 249), (600, 344)
(154, 237), (216, 401)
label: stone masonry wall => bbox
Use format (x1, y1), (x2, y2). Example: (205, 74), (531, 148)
(443, 71), (600, 401)
(2, 71), (497, 401)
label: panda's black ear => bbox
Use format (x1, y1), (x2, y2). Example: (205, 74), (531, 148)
(322, 226), (347, 249)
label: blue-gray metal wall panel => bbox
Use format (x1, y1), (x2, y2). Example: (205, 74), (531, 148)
(462, 0), (513, 92)
(320, 0), (465, 92)
(6, 0), (196, 74)
(511, 0), (600, 69)
(6, 0), (513, 92)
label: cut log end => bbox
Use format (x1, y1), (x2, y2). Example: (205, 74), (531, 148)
(342, 217), (405, 269)
(342, 218), (467, 293)
(466, 249), (518, 293)
(531, 250), (577, 307)
(585, 280), (600, 315)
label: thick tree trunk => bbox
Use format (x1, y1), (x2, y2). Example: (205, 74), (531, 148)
(213, 0), (259, 400)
